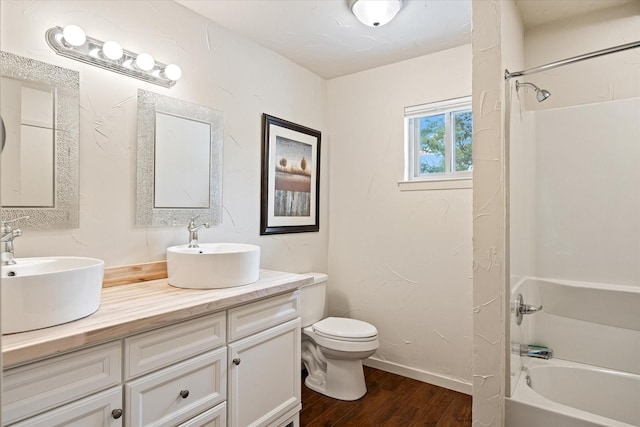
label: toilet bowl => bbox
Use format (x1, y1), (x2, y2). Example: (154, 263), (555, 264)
(300, 273), (379, 401)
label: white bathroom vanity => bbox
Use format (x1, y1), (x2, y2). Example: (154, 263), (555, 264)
(2, 270), (310, 427)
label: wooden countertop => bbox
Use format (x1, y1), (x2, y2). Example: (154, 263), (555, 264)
(2, 270), (312, 368)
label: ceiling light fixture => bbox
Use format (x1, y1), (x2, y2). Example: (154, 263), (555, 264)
(46, 25), (181, 88)
(349, 0), (403, 27)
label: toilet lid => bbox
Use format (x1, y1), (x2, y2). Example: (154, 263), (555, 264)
(313, 317), (378, 340)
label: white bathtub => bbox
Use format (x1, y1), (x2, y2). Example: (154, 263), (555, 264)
(507, 358), (640, 427)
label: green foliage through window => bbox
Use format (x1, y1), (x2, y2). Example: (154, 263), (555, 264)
(405, 97), (472, 179)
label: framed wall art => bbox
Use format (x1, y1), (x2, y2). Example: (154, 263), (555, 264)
(260, 114), (321, 235)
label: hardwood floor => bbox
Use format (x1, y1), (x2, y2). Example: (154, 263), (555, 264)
(301, 366), (472, 427)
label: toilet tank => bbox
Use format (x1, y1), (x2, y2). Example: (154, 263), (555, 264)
(299, 272), (328, 327)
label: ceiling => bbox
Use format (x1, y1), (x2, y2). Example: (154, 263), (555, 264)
(515, 0), (635, 28)
(176, 0), (472, 79)
(176, 0), (636, 80)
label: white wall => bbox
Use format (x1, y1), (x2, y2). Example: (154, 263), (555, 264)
(523, 1), (640, 111)
(0, 0), (328, 273)
(520, 3), (640, 287)
(326, 45), (473, 393)
(471, 0), (527, 423)
(533, 99), (640, 286)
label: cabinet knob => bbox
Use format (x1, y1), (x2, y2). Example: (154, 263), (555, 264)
(179, 389), (190, 399)
(233, 358), (241, 365)
(111, 409), (123, 419)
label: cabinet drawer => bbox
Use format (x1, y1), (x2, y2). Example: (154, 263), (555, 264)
(228, 291), (299, 341)
(125, 312), (225, 380)
(10, 386), (123, 427)
(125, 348), (226, 427)
(178, 402), (227, 427)
(3, 341), (122, 425)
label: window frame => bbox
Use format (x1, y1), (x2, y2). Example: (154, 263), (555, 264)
(404, 96), (473, 183)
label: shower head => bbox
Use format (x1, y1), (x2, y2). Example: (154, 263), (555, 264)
(515, 80), (551, 102)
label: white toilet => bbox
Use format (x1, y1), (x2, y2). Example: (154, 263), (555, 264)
(300, 273), (379, 401)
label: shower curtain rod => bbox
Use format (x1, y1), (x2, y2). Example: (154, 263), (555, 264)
(504, 40), (640, 80)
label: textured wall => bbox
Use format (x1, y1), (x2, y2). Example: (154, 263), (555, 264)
(0, 0), (328, 272)
(326, 45), (473, 393)
(523, 1), (640, 111)
(471, 0), (512, 424)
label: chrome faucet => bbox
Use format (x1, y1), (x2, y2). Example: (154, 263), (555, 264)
(517, 344), (553, 360)
(187, 216), (209, 248)
(513, 293), (543, 325)
(1, 216), (29, 266)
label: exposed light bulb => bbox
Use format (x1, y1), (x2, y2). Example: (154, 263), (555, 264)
(62, 24), (86, 47)
(135, 53), (155, 71)
(351, 0), (402, 27)
(102, 41), (123, 60)
(164, 64), (182, 81)
(46, 25), (178, 88)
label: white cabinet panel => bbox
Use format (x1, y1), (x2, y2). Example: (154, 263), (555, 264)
(10, 387), (123, 427)
(125, 312), (225, 380)
(125, 348), (226, 427)
(3, 341), (122, 425)
(228, 291), (299, 341)
(228, 318), (301, 427)
(178, 402), (227, 427)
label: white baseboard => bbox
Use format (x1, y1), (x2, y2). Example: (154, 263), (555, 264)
(363, 357), (472, 395)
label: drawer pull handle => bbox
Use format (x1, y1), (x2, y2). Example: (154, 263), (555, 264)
(180, 389), (190, 399)
(233, 358), (241, 365)
(111, 409), (123, 419)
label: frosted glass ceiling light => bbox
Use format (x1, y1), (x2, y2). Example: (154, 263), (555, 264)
(102, 41), (123, 61)
(46, 25), (180, 88)
(349, 0), (403, 27)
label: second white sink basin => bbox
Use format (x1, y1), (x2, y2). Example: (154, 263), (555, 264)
(167, 243), (260, 289)
(1, 257), (105, 335)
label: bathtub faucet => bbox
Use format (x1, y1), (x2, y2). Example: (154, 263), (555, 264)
(513, 293), (543, 325)
(518, 344), (553, 360)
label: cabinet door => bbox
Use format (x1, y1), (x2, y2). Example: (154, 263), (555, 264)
(228, 318), (301, 427)
(10, 387), (123, 427)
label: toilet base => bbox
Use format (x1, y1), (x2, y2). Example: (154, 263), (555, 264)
(305, 357), (367, 401)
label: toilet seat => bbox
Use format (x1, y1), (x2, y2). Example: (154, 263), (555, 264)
(313, 317), (378, 342)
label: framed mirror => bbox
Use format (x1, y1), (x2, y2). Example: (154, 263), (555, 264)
(136, 89), (223, 227)
(0, 51), (80, 229)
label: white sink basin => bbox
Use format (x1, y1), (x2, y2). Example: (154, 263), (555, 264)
(1, 257), (105, 335)
(167, 243), (260, 289)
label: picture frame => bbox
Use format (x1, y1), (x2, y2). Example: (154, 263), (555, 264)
(261, 114), (321, 235)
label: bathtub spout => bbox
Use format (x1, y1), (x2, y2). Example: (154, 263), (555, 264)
(519, 344), (553, 360)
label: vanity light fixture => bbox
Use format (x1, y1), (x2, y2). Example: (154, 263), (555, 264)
(46, 25), (181, 88)
(349, 0), (403, 27)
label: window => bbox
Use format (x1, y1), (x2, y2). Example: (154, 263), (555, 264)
(404, 96), (472, 182)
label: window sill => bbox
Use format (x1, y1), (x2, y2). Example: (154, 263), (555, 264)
(397, 177), (472, 191)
